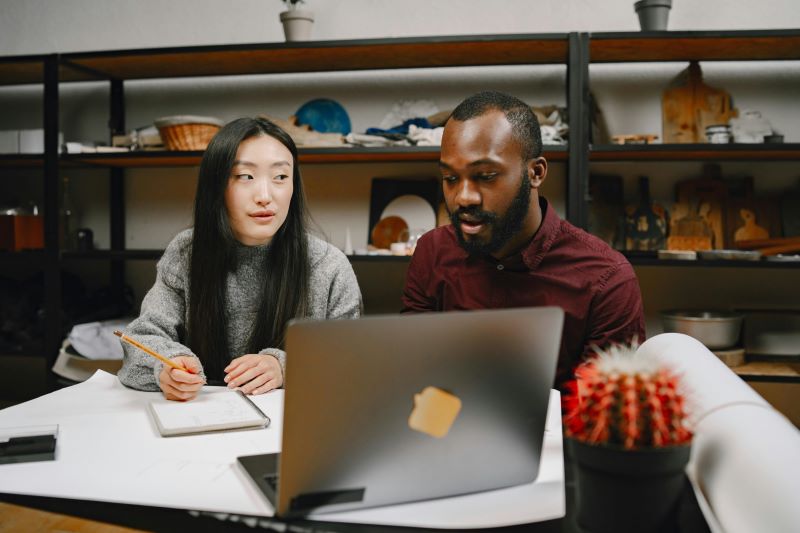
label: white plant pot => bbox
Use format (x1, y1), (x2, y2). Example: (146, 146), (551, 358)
(280, 9), (314, 42)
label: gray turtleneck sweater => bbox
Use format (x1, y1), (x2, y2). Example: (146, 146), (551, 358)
(117, 229), (362, 391)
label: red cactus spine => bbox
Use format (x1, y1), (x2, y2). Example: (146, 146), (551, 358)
(564, 346), (692, 449)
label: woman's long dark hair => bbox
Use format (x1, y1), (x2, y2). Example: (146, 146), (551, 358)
(187, 117), (310, 381)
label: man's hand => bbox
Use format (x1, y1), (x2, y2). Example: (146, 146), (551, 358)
(158, 356), (204, 401)
(224, 354), (283, 395)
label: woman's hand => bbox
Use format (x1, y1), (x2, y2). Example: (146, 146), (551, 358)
(224, 354), (283, 395)
(158, 356), (205, 401)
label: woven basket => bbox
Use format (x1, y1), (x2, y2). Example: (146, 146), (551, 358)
(153, 115), (225, 151)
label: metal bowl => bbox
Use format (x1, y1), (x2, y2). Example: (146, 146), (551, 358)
(661, 310), (744, 349)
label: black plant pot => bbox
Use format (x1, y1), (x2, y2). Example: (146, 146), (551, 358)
(568, 438), (691, 533)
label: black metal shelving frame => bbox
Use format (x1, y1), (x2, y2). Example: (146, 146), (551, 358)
(1, 30), (799, 379)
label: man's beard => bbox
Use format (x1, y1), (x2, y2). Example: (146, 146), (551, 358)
(449, 173), (532, 256)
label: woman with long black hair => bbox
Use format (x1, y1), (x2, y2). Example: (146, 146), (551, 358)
(118, 117), (362, 400)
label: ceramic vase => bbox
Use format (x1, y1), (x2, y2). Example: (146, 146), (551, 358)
(568, 438), (691, 533)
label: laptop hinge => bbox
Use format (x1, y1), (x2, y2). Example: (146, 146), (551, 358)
(290, 487), (365, 512)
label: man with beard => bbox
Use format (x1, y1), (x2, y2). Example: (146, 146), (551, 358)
(401, 91), (645, 387)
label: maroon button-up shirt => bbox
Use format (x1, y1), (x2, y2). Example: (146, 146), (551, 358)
(401, 198), (645, 387)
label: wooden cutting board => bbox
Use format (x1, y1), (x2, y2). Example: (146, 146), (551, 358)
(732, 207), (770, 242)
(668, 198), (713, 251)
(733, 197), (781, 244)
(662, 61), (737, 144)
(723, 177), (781, 245)
(676, 167), (728, 249)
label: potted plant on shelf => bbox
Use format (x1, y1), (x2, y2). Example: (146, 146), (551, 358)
(279, 0), (314, 42)
(563, 343), (693, 533)
(634, 0), (672, 31)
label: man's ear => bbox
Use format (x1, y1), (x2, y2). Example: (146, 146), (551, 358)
(527, 157), (547, 189)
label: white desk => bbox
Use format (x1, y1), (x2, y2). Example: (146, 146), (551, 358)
(0, 371), (564, 529)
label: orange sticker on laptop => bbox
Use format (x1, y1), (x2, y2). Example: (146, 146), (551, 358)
(408, 386), (462, 438)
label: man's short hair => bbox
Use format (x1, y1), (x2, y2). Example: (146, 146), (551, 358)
(449, 91), (543, 160)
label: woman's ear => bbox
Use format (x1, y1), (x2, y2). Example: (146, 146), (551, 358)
(528, 157), (547, 189)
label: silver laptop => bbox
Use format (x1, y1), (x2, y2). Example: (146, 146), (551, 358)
(238, 306), (564, 518)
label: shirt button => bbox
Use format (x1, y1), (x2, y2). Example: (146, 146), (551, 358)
(497, 264), (504, 271)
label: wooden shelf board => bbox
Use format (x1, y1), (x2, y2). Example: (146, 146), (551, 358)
(733, 361), (800, 383)
(590, 30), (800, 62)
(9, 31), (799, 84)
(62, 152), (204, 168)
(65, 250), (798, 268)
(627, 254), (800, 269)
(63, 147), (568, 167)
(0, 55), (46, 86)
(0, 55), (98, 85)
(0, 61), (44, 85)
(300, 146), (567, 164)
(62, 250), (415, 263)
(0, 154), (45, 168)
(60, 34), (569, 81)
(591, 143), (800, 161)
(347, 254), (412, 263)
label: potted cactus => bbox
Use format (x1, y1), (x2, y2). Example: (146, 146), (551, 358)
(563, 343), (693, 533)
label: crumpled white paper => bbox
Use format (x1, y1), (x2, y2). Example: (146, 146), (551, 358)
(379, 100), (440, 130)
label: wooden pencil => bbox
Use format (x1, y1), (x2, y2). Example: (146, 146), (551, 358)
(113, 330), (193, 373)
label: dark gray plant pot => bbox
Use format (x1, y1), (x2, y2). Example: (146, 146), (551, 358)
(568, 438), (691, 533)
(634, 0), (672, 31)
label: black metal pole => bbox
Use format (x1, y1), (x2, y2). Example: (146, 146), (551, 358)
(43, 54), (61, 366)
(109, 79), (125, 138)
(567, 32), (590, 230)
(109, 79), (126, 298)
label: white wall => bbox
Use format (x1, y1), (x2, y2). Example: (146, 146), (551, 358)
(2, 0), (800, 54)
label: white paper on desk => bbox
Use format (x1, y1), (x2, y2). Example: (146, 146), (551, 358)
(0, 371), (281, 516)
(0, 371), (565, 529)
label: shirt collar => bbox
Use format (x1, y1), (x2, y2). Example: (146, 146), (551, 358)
(520, 197), (559, 270)
(469, 197), (559, 272)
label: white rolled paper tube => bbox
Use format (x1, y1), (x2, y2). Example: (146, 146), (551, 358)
(689, 404), (800, 533)
(637, 333), (768, 421)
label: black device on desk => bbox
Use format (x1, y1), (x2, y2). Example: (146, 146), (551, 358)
(0, 426), (57, 465)
(238, 307), (564, 518)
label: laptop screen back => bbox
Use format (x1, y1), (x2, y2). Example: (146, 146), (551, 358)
(276, 306), (564, 517)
